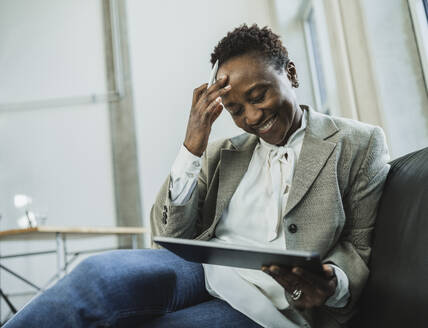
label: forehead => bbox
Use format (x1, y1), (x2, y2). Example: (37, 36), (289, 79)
(217, 53), (279, 89)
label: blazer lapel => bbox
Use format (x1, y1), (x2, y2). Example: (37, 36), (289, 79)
(214, 134), (258, 223)
(284, 107), (339, 217)
(211, 107), (339, 221)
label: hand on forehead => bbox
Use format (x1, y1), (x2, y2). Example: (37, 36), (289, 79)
(216, 54), (285, 105)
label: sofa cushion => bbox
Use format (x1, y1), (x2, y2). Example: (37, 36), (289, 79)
(353, 147), (428, 327)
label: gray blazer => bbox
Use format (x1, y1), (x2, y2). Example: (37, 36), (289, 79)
(151, 106), (390, 327)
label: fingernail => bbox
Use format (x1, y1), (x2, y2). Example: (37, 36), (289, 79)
(216, 96), (222, 102)
(224, 85), (231, 90)
(270, 266), (279, 274)
(218, 75), (226, 80)
(292, 267), (302, 275)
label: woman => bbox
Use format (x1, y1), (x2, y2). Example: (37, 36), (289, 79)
(5, 24), (389, 328)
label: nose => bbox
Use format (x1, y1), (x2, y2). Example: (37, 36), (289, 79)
(244, 105), (263, 127)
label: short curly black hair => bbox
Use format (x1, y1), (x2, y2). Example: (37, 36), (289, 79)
(210, 24), (289, 71)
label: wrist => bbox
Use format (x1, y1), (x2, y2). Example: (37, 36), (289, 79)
(183, 141), (204, 157)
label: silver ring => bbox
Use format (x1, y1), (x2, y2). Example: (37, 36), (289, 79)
(291, 289), (303, 301)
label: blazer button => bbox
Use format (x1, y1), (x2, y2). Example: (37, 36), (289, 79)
(288, 224), (298, 233)
(162, 212), (167, 224)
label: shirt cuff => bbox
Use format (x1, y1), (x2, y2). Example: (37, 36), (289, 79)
(324, 264), (350, 308)
(169, 145), (202, 205)
(171, 145), (202, 181)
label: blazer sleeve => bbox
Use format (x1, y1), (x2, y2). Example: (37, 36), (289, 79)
(322, 126), (390, 320)
(150, 150), (209, 248)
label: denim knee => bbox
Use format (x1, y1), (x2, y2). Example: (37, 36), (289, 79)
(68, 250), (180, 295)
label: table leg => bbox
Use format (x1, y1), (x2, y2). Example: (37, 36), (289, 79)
(0, 246), (2, 321)
(62, 234), (68, 273)
(55, 233), (67, 278)
(0, 288), (17, 314)
(131, 234), (138, 249)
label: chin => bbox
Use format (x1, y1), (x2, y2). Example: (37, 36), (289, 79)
(267, 130), (288, 146)
(260, 135), (282, 146)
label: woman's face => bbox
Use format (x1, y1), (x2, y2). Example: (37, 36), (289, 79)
(217, 53), (300, 146)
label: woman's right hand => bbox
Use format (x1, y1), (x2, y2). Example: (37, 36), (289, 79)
(183, 76), (232, 157)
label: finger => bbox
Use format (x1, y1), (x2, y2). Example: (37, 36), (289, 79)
(265, 265), (301, 293)
(206, 75), (228, 95)
(197, 79), (229, 109)
(206, 84), (232, 104)
(269, 265), (292, 276)
(267, 267), (320, 308)
(264, 266), (325, 309)
(293, 265), (335, 284)
(290, 267), (337, 305)
(322, 264), (335, 279)
(210, 102), (224, 124)
(192, 83), (208, 105)
(291, 266), (335, 293)
(268, 265), (323, 295)
(202, 96), (222, 122)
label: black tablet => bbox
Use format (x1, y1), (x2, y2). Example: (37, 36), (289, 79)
(153, 236), (323, 275)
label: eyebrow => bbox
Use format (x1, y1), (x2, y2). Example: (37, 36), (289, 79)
(223, 81), (272, 108)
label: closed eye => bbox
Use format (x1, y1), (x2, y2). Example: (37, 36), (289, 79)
(230, 106), (244, 117)
(250, 90), (267, 104)
(227, 104), (244, 117)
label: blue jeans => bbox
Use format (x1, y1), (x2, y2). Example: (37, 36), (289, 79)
(4, 249), (262, 328)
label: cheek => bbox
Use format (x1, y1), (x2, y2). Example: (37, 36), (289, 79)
(263, 92), (283, 110)
(232, 116), (245, 128)
(232, 116), (252, 132)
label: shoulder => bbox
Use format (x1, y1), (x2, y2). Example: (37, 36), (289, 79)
(329, 115), (388, 163)
(308, 108), (386, 152)
(313, 111), (390, 183)
(307, 107), (389, 181)
(332, 115), (383, 141)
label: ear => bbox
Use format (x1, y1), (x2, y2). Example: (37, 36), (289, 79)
(286, 60), (299, 88)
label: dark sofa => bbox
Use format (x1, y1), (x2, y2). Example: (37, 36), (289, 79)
(349, 147), (428, 327)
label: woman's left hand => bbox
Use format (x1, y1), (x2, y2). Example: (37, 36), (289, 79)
(261, 264), (337, 310)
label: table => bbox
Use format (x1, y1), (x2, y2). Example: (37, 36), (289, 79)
(0, 226), (147, 324)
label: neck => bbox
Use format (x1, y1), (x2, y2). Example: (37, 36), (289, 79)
(276, 105), (304, 146)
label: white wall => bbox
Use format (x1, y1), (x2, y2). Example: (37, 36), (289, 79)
(0, 0), (116, 318)
(126, 0), (278, 233)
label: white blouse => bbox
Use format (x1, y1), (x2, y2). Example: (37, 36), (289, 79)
(169, 111), (349, 327)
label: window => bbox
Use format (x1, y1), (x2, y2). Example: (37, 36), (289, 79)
(409, 0), (428, 92)
(304, 6), (330, 114)
(303, 6), (329, 114)
(424, 0), (428, 19)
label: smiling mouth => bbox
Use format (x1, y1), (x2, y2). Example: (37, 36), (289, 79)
(256, 115), (278, 134)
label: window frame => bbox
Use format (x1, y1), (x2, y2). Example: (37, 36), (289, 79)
(302, 3), (328, 114)
(408, 0), (428, 93)
(300, 0), (342, 116)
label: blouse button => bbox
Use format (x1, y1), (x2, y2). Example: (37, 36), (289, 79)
(288, 224), (298, 234)
(186, 172), (195, 178)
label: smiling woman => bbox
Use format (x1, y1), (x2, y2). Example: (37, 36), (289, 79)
(4, 24), (390, 328)
(215, 53), (302, 146)
(210, 26), (301, 148)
